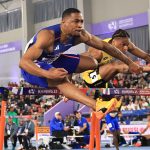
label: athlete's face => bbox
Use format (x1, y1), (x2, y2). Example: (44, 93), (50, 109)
(61, 13), (84, 36)
(112, 37), (130, 53)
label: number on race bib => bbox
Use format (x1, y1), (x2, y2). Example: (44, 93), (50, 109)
(89, 71), (98, 83)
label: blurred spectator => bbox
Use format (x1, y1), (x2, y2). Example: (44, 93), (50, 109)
(4, 117), (18, 150)
(50, 112), (70, 135)
(17, 95), (25, 110)
(133, 100), (140, 110)
(127, 100), (134, 110)
(50, 112), (70, 143)
(74, 111), (90, 135)
(7, 106), (18, 125)
(24, 95), (31, 106)
(118, 112), (125, 124)
(125, 116), (132, 125)
(142, 99), (149, 109)
(74, 111), (90, 147)
(64, 114), (76, 127)
(17, 120), (25, 148)
(21, 117), (35, 149)
(121, 102), (128, 111)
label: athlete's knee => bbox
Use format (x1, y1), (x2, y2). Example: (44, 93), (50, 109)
(105, 62), (118, 73)
(109, 62), (125, 73)
(78, 55), (98, 71)
(92, 50), (102, 62)
(84, 56), (98, 68)
(117, 64), (129, 73)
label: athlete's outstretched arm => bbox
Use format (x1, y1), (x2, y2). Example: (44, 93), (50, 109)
(76, 30), (142, 73)
(128, 42), (150, 63)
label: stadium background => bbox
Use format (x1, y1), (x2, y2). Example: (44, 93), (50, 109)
(0, 0), (149, 149)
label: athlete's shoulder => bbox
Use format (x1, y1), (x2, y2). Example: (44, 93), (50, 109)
(34, 24), (60, 41)
(37, 25), (60, 42)
(43, 24), (60, 31)
(40, 24), (61, 37)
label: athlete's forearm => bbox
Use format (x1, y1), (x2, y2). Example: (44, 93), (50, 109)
(19, 58), (48, 77)
(102, 42), (134, 65)
(129, 46), (150, 63)
(143, 66), (150, 72)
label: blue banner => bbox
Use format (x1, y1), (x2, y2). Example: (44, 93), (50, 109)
(122, 109), (150, 117)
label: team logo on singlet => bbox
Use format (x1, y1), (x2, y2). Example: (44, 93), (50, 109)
(41, 54), (60, 64)
(54, 45), (60, 51)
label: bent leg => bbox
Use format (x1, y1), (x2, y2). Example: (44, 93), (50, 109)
(48, 78), (96, 110)
(112, 131), (120, 150)
(75, 55), (98, 73)
(99, 62), (129, 81)
(106, 115), (120, 150)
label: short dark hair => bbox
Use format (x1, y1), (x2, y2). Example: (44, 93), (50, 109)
(112, 29), (130, 40)
(62, 8), (81, 19)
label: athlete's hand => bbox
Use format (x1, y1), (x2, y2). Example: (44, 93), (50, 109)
(46, 68), (68, 79)
(128, 62), (143, 74)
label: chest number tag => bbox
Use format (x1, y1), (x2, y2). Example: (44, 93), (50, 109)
(89, 71), (98, 83)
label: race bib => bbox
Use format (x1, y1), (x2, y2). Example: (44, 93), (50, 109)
(89, 71), (99, 83)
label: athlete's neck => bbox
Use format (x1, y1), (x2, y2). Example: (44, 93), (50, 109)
(60, 25), (70, 43)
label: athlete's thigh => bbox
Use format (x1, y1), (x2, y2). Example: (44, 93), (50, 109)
(47, 78), (68, 87)
(75, 55), (98, 73)
(98, 61), (128, 81)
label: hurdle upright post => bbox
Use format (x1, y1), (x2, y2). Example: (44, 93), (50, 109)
(89, 112), (101, 150)
(89, 112), (96, 150)
(0, 87), (9, 150)
(95, 116), (100, 150)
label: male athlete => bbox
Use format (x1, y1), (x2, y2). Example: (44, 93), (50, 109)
(82, 29), (150, 149)
(19, 8), (142, 119)
(82, 29), (150, 88)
